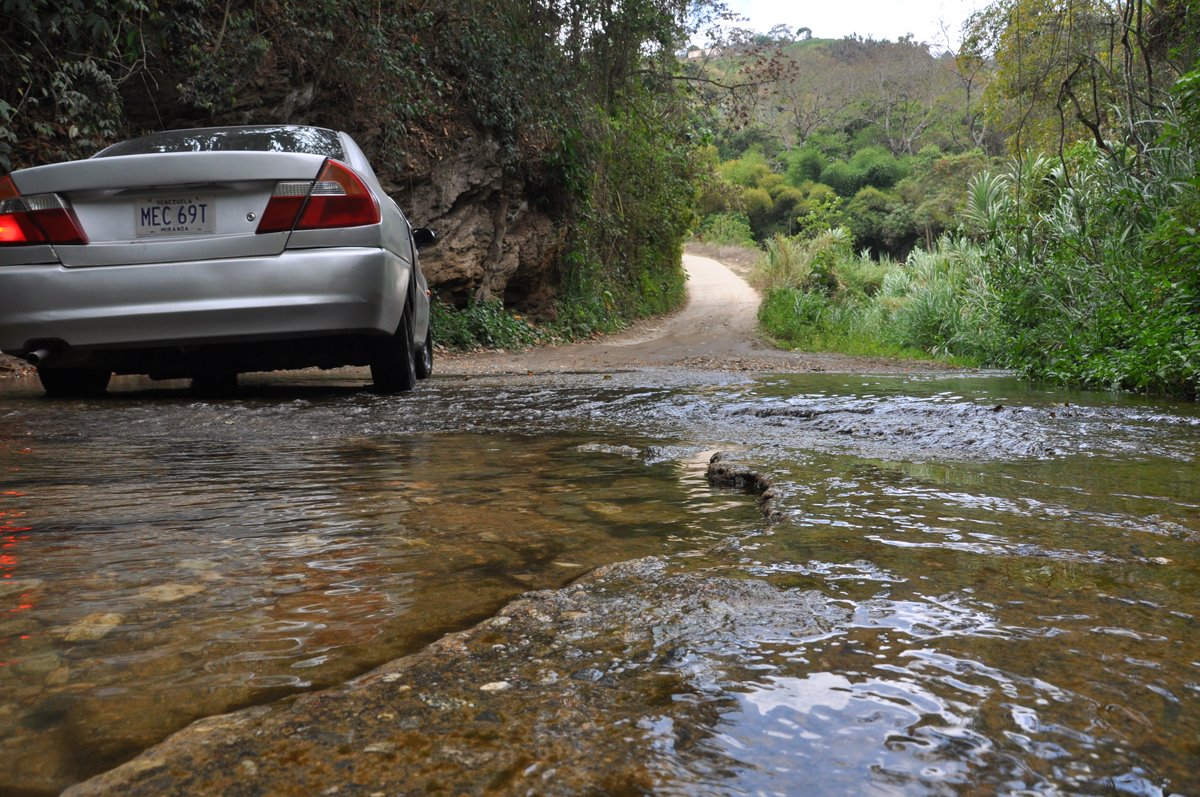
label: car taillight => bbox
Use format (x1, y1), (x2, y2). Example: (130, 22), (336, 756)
(297, 160), (380, 230)
(0, 176), (88, 246)
(255, 160), (380, 235)
(256, 181), (312, 234)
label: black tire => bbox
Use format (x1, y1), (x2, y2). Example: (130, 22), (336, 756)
(370, 310), (417, 393)
(415, 326), (433, 380)
(37, 367), (111, 397)
(191, 372), (238, 397)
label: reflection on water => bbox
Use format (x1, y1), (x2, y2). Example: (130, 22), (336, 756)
(641, 439), (1199, 797)
(722, 671), (980, 795)
(1, 370), (1199, 796)
(0, 380), (761, 794)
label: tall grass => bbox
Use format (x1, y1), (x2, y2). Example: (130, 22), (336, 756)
(751, 231), (995, 363)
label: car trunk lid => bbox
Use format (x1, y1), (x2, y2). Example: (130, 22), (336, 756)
(10, 152), (327, 267)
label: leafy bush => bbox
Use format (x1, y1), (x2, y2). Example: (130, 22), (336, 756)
(759, 287), (829, 340)
(751, 228), (854, 293)
(753, 232), (994, 363)
(562, 99), (691, 325)
(845, 186), (902, 254)
(819, 160), (861, 197)
(697, 213), (758, 247)
(431, 299), (545, 350)
(742, 187), (775, 231)
(976, 123), (1200, 396)
(720, 150), (775, 187)
(849, 146), (908, 189)
(786, 147), (828, 186)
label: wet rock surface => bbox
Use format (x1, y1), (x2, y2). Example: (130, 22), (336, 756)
(63, 557), (841, 797)
(705, 453), (781, 523)
(0, 423), (761, 795)
(0, 352), (33, 377)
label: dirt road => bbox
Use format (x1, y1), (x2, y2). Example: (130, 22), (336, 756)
(439, 253), (959, 375)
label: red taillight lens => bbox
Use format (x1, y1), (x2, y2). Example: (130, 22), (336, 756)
(256, 181), (312, 234)
(0, 207), (46, 244)
(295, 160), (380, 230)
(25, 195), (88, 244)
(0, 176), (44, 245)
(0, 176), (88, 246)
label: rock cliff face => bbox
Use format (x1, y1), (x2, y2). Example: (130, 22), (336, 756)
(381, 134), (565, 319)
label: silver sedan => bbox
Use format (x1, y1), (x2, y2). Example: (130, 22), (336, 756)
(0, 125), (435, 396)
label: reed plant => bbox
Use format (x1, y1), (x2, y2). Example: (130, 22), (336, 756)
(976, 116), (1200, 396)
(752, 223), (997, 364)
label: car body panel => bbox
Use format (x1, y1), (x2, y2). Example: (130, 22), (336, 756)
(0, 244), (57, 267)
(59, 182), (285, 266)
(9, 151), (326, 196)
(60, 229), (292, 268)
(17, 152), (322, 268)
(335, 133), (432, 342)
(0, 247), (408, 353)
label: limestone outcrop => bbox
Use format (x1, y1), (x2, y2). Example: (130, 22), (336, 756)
(383, 133), (565, 316)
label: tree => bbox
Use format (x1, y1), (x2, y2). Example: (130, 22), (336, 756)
(963, 0), (1198, 161)
(771, 45), (856, 146)
(848, 38), (957, 155)
(767, 23), (795, 43)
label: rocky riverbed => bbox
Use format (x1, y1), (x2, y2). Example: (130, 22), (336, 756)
(3, 257), (1198, 796)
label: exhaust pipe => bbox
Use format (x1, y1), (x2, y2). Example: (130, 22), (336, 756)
(25, 348), (52, 367)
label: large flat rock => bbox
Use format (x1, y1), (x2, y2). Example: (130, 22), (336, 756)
(64, 556), (838, 796)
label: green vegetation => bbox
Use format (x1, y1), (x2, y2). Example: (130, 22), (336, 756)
(705, 3), (1199, 396)
(752, 113), (1199, 395)
(696, 128), (994, 261)
(430, 299), (547, 351)
(971, 134), (1200, 395)
(751, 230), (990, 364)
(687, 29), (1001, 258)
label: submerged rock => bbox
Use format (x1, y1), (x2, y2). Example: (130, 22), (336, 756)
(575, 443), (642, 459)
(706, 453), (782, 523)
(136, 584), (205, 603)
(0, 578), (43, 598)
(62, 557), (841, 797)
(59, 612), (123, 642)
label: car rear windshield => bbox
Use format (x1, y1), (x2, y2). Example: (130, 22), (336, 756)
(95, 127), (345, 159)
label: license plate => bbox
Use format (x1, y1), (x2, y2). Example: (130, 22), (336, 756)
(135, 195), (215, 237)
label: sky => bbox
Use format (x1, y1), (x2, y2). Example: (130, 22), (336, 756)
(716, 0), (984, 50)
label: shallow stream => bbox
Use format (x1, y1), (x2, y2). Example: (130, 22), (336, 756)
(0, 369), (1197, 795)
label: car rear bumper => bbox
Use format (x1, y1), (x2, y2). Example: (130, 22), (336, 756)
(0, 247), (409, 356)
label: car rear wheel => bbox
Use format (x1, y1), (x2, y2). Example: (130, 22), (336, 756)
(370, 310), (417, 393)
(415, 328), (433, 380)
(37, 367), (111, 397)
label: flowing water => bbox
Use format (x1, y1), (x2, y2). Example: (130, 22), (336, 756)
(0, 369), (1197, 796)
